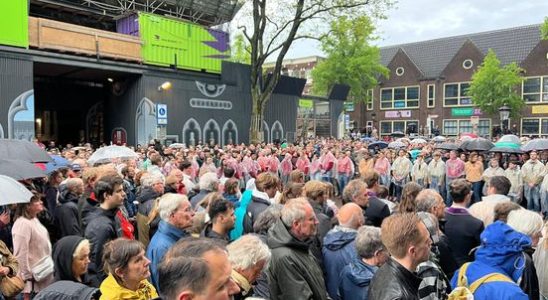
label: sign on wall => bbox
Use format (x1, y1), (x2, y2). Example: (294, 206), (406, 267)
(385, 110), (411, 118)
(157, 103), (167, 125)
(299, 99), (314, 108)
(452, 107), (482, 117)
(344, 101), (355, 112)
(532, 105), (548, 114)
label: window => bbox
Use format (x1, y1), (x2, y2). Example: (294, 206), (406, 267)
(462, 59), (473, 69)
(521, 118), (548, 136)
(427, 84), (435, 108)
(367, 89), (373, 110)
(396, 67), (405, 76)
(522, 76), (548, 103)
(379, 120), (419, 136)
(443, 119), (491, 137)
(380, 86), (420, 109)
(444, 82), (472, 106)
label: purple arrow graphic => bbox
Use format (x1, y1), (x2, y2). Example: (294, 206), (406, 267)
(203, 29), (230, 53)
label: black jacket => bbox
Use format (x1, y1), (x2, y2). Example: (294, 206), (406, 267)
(136, 186), (161, 216)
(520, 247), (540, 300)
(84, 207), (121, 287)
(55, 191), (83, 237)
(368, 258), (422, 300)
(243, 195), (271, 234)
(364, 197), (390, 227)
(443, 208), (484, 267)
(267, 219), (328, 300)
(34, 280), (100, 300)
(200, 222), (229, 243)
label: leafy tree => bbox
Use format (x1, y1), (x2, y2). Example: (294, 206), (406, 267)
(230, 34), (251, 64)
(468, 49), (524, 118)
(311, 16), (388, 104)
(542, 17), (548, 40)
(234, 0), (393, 143)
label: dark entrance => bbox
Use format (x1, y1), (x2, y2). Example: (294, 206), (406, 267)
(33, 62), (135, 147)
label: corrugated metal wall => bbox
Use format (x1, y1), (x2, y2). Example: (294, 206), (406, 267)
(264, 94), (298, 142)
(330, 100), (344, 138)
(0, 52), (34, 139)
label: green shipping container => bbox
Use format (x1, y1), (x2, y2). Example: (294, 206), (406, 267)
(0, 0), (28, 48)
(137, 13), (229, 74)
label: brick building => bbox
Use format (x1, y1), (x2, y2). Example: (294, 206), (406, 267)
(348, 24), (548, 138)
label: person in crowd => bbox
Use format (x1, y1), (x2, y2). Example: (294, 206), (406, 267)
(201, 197), (235, 242)
(481, 158), (505, 196)
(33, 281), (100, 300)
(450, 221), (530, 300)
(0, 237), (19, 299)
(147, 193), (194, 290)
(362, 170), (391, 227)
(190, 172), (220, 209)
(412, 153), (429, 188)
(279, 182), (304, 205)
(136, 173), (165, 248)
(397, 182), (422, 214)
(415, 212), (451, 300)
(179, 160), (196, 193)
(493, 201), (522, 223)
(99, 238), (158, 299)
(52, 236), (90, 284)
(302, 180), (332, 240)
(223, 178), (241, 205)
(337, 150), (354, 194)
(445, 150), (465, 206)
(533, 220), (548, 299)
(243, 172), (279, 234)
(522, 150), (545, 212)
(227, 234), (271, 300)
(44, 170), (64, 218)
(465, 152), (484, 205)
(504, 160), (523, 203)
(279, 153), (294, 186)
(342, 179), (370, 220)
(507, 209), (544, 300)
(288, 170), (305, 184)
(157, 238), (240, 300)
(56, 178), (85, 237)
(164, 173), (185, 195)
(368, 213), (432, 300)
(469, 176), (512, 227)
(322, 203), (365, 300)
(12, 193), (55, 298)
(338, 225), (387, 300)
(444, 179), (484, 267)
(220, 167), (235, 187)
(391, 149), (413, 201)
(79, 167), (101, 230)
(427, 151), (446, 196)
(376, 185), (396, 213)
(84, 175), (126, 287)
(374, 151), (391, 187)
(267, 198), (327, 300)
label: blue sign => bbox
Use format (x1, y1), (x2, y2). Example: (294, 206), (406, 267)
(157, 103), (167, 125)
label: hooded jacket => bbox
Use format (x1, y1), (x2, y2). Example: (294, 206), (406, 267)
(338, 258), (377, 300)
(34, 281), (100, 300)
(322, 226), (357, 300)
(267, 219), (328, 300)
(450, 221), (530, 300)
(53, 236), (89, 283)
(243, 190), (272, 234)
(147, 220), (189, 291)
(56, 190), (83, 237)
(136, 186), (161, 216)
(99, 273), (158, 300)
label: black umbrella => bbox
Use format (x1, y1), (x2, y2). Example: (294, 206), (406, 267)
(436, 143), (459, 151)
(488, 146), (524, 154)
(0, 139), (52, 163)
(0, 159), (47, 180)
(391, 131), (405, 138)
(522, 139), (548, 152)
(459, 138), (495, 151)
(368, 141), (388, 150)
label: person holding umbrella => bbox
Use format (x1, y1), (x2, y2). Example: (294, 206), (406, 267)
(391, 149), (412, 201)
(522, 151), (545, 212)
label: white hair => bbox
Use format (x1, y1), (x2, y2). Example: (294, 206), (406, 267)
(158, 193), (189, 222)
(281, 197), (310, 225)
(227, 234), (271, 271)
(355, 226), (384, 259)
(141, 173), (165, 187)
(507, 209), (544, 237)
(65, 178), (83, 191)
(199, 172), (219, 191)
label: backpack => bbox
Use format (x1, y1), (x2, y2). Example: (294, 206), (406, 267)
(448, 262), (514, 300)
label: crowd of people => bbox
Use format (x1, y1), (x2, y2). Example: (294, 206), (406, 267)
(0, 135), (547, 300)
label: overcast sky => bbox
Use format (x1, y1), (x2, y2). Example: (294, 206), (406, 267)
(284, 0), (548, 58)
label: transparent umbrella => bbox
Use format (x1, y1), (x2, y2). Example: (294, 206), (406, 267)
(0, 175), (33, 205)
(87, 145), (139, 165)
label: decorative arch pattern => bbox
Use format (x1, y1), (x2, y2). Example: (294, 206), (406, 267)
(0, 123), (4, 138)
(8, 90), (35, 141)
(203, 119), (221, 146)
(262, 120), (270, 143)
(222, 119), (238, 146)
(135, 97), (157, 147)
(182, 118), (201, 146)
(271, 120), (284, 142)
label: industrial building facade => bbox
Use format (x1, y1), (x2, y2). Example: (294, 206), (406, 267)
(348, 24), (548, 138)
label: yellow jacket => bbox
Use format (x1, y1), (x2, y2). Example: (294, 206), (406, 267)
(100, 274), (158, 300)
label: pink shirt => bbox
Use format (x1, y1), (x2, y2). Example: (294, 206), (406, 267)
(337, 156), (353, 175)
(374, 157), (390, 175)
(446, 158), (465, 178)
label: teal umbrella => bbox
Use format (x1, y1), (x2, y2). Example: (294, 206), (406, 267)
(494, 141), (521, 149)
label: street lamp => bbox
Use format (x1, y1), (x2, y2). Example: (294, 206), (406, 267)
(499, 104), (511, 134)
